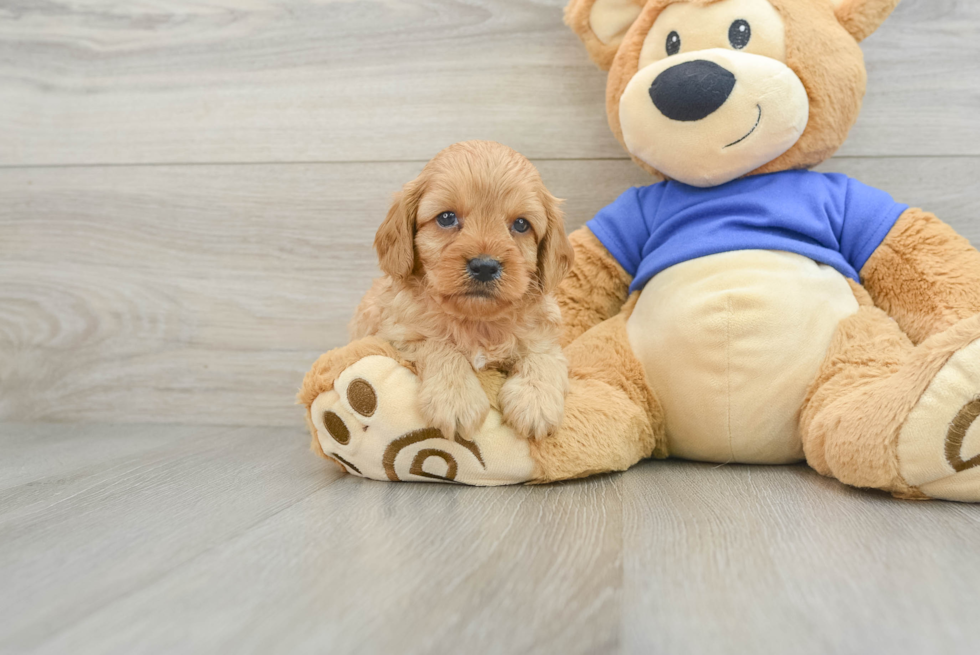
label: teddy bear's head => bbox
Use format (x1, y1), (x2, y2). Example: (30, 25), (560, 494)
(565, 0), (899, 187)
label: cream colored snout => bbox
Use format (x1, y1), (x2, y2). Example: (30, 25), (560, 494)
(619, 48), (809, 187)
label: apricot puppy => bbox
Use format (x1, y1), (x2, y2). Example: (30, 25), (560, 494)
(350, 141), (575, 441)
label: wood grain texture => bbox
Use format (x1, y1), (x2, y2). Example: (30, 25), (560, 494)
(0, 423), (340, 652)
(620, 461), (980, 655)
(2, 1), (979, 652)
(3, 157), (979, 427)
(0, 0), (977, 166)
(0, 421), (225, 491)
(1, 423), (977, 654)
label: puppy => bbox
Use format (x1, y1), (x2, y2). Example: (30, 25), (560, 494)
(350, 141), (575, 441)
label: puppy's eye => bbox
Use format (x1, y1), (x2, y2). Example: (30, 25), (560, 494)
(666, 31), (681, 56)
(436, 211), (458, 228)
(512, 218), (530, 234)
(729, 20), (751, 49)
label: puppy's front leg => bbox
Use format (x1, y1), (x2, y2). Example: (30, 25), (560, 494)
(412, 340), (490, 441)
(499, 344), (569, 440)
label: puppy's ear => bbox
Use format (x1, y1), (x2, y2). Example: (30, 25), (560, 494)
(537, 192), (575, 294)
(565, 0), (646, 70)
(374, 181), (422, 280)
(831, 0), (900, 42)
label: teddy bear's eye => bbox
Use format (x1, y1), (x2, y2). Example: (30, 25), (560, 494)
(665, 31), (681, 56)
(436, 211), (458, 228)
(729, 20), (751, 49)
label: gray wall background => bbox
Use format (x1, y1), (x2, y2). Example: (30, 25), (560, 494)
(1, 0), (978, 427)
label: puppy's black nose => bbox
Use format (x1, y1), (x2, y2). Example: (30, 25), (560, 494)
(467, 257), (502, 283)
(649, 60), (736, 122)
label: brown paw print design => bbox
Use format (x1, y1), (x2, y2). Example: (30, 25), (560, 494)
(309, 355), (537, 486)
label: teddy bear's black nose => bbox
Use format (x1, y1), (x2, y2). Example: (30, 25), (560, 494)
(467, 257), (502, 283)
(649, 60), (737, 122)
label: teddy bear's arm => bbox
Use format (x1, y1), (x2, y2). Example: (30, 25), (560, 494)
(861, 207), (980, 345)
(555, 226), (633, 346)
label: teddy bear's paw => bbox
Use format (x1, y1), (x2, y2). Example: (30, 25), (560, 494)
(898, 338), (980, 502)
(309, 355), (536, 486)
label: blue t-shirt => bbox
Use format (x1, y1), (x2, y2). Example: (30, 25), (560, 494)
(586, 170), (909, 294)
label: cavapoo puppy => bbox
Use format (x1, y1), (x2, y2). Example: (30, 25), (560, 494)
(350, 140), (575, 441)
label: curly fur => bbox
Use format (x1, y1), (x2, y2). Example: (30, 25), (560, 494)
(350, 141), (575, 441)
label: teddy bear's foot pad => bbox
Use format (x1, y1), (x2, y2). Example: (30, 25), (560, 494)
(310, 356), (536, 486)
(899, 339), (980, 502)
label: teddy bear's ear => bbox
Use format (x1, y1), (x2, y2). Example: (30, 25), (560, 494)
(565, 0), (647, 70)
(831, 0), (901, 42)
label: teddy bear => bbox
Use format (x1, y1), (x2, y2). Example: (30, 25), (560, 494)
(299, 0), (980, 501)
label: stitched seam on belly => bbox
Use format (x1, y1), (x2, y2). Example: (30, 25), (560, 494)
(726, 295), (735, 463)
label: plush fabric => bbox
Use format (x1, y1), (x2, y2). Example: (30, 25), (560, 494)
(800, 284), (980, 499)
(564, 0), (647, 70)
(833, 0), (902, 43)
(587, 170), (908, 293)
(307, 354), (538, 485)
(594, 0), (872, 181)
(861, 208), (980, 345)
(301, 0), (980, 502)
(556, 227), (633, 346)
(299, 301), (667, 486)
(628, 250), (858, 463)
(900, 336), (980, 501)
(618, 1), (809, 186)
(530, 302), (667, 482)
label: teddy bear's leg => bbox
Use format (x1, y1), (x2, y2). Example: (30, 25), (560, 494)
(301, 338), (541, 486)
(861, 208), (980, 344)
(301, 306), (666, 485)
(800, 282), (980, 501)
(528, 305), (667, 482)
(556, 226), (632, 346)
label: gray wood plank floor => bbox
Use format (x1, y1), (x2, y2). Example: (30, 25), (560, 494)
(1, 422), (978, 655)
(2, 0), (980, 652)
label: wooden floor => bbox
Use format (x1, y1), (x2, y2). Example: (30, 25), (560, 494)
(2, 0), (980, 652)
(2, 422), (979, 655)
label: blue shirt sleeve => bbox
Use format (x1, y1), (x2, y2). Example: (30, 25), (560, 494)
(585, 186), (658, 277)
(838, 177), (909, 276)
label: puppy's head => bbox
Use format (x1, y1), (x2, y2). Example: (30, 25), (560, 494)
(375, 141), (573, 319)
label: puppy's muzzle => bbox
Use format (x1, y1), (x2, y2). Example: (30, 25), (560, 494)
(466, 256), (502, 283)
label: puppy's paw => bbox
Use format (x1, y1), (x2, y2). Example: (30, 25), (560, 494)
(418, 370), (491, 440)
(499, 373), (566, 440)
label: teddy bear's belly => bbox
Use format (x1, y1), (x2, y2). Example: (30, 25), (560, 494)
(626, 250), (860, 464)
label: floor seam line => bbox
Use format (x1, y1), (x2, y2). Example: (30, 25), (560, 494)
(23, 475), (341, 649)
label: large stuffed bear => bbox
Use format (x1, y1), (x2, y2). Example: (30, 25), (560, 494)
(300, 0), (980, 501)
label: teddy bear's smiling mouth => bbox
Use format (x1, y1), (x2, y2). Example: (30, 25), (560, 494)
(724, 105), (763, 149)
